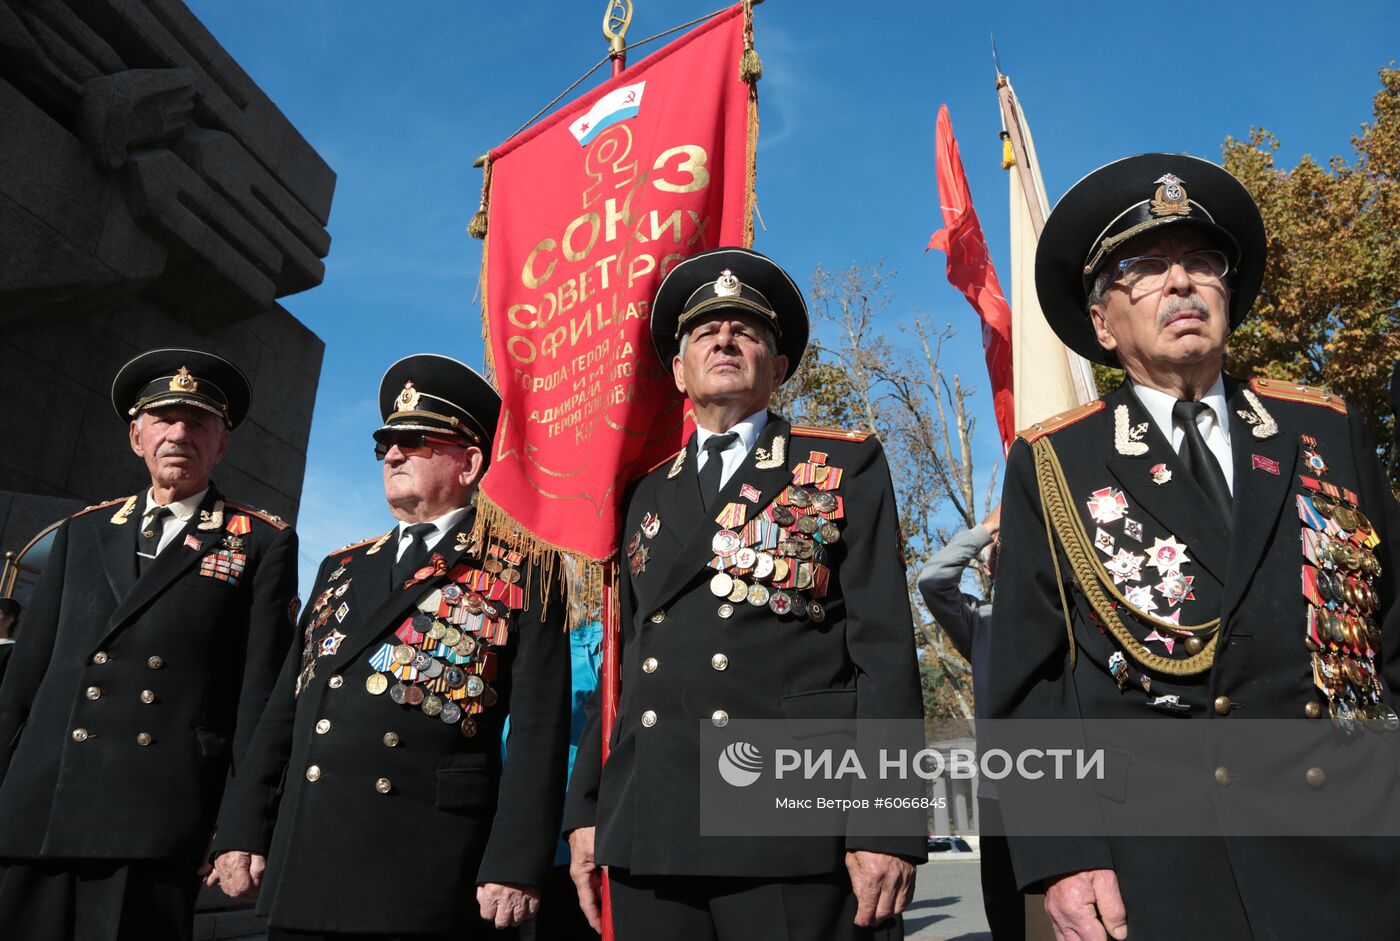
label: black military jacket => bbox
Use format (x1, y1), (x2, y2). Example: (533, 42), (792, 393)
(563, 416), (926, 877)
(0, 485), (297, 861)
(213, 509), (571, 934)
(988, 378), (1400, 938)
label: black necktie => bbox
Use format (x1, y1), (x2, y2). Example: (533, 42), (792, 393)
(137, 506), (173, 574)
(1172, 400), (1232, 519)
(392, 523), (436, 588)
(698, 432), (740, 511)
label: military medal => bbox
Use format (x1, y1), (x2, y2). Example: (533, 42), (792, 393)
(1122, 519), (1144, 542)
(1149, 463), (1172, 485)
(642, 512), (662, 538)
(334, 602), (350, 622)
(769, 591), (792, 615)
(365, 673), (390, 695)
(727, 579), (749, 603)
(1094, 529), (1116, 556)
(1143, 629), (1176, 654)
(1303, 449), (1328, 475)
(712, 530), (741, 556)
(1125, 585), (1157, 613)
(1086, 487), (1129, 524)
(1104, 549), (1144, 584)
(710, 572), (735, 597)
(318, 630), (346, 657)
(1145, 536), (1190, 573)
(1155, 573), (1196, 606)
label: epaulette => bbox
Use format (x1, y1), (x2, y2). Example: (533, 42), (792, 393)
(328, 530), (393, 557)
(1017, 400), (1106, 444)
(1249, 377), (1347, 415)
(789, 424), (874, 443)
(224, 501), (290, 530)
(646, 448), (684, 474)
(71, 496), (133, 519)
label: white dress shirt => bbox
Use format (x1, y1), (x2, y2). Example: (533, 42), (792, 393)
(695, 409), (769, 491)
(1131, 377), (1234, 493)
(393, 506), (471, 561)
(140, 487), (209, 555)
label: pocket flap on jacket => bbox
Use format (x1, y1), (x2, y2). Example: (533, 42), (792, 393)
(435, 766), (497, 813)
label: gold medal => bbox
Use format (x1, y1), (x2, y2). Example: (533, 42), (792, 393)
(728, 578), (749, 603)
(747, 583), (770, 606)
(365, 673), (390, 695)
(710, 572), (735, 598)
(392, 644), (415, 665)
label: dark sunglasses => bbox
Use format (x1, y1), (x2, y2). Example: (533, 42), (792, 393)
(373, 432), (466, 461)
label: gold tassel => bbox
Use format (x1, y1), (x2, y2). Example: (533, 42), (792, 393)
(469, 157), (492, 240)
(740, 1), (762, 84)
(1000, 132), (1015, 169)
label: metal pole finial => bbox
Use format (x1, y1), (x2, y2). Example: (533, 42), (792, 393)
(603, 0), (634, 58)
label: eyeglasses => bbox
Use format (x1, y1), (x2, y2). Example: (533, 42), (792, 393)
(1113, 249), (1229, 291)
(373, 432), (466, 461)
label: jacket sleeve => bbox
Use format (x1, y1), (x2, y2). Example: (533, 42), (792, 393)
(0, 519), (69, 784)
(1347, 411), (1400, 694)
(477, 587), (572, 888)
(916, 525), (993, 660)
(229, 525), (299, 773)
(986, 438), (1113, 889)
(839, 438), (928, 861)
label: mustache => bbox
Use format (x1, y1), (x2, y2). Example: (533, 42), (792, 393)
(157, 445), (194, 458)
(1158, 295), (1209, 327)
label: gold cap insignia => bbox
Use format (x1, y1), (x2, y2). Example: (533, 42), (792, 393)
(396, 381), (421, 411)
(1150, 173), (1191, 218)
(714, 270), (742, 298)
(169, 366), (198, 393)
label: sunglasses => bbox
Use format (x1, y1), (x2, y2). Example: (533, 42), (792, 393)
(373, 432), (467, 461)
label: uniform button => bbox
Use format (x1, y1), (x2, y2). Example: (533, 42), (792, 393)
(92, 651), (109, 665)
(72, 728), (89, 743)
(375, 777), (393, 794)
(139, 690), (156, 704)
(328, 675), (344, 689)
(642, 657), (658, 674)
(306, 765), (322, 782)
(136, 732), (152, 746)
(711, 653), (729, 671)
(1214, 766), (1231, 787)
(147, 655), (164, 670)
(1213, 695), (1233, 716)
(315, 719), (332, 735)
(1305, 700), (1323, 720)
(383, 732), (400, 748)
(85, 686), (102, 700)
(641, 710), (657, 728)
(650, 610), (666, 623)
(1306, 767), (1327, 790)
(712, 709), (729, 728)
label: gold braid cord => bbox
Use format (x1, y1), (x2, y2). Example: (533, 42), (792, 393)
(1031, 436), (1220, 676)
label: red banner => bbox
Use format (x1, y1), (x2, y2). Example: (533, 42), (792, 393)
(479, 5), (754, 563)
(926, 104), (1015, 452)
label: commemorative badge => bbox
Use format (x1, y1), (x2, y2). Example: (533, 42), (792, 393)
(1122, 518), (1144, 542)
(1145, 536), (1190, 573)
(1156, 573), (1196, 606)
(1087, 487), (1129, 524)
(1104, 549), (1144, 584)
(1149, 463), (1172, 485)
(1143, 629), (1176, 654)
(642, 511), (662, 538)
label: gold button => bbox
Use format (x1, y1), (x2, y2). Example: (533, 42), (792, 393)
(85, 686), (102, 701)
(92, 652), (109, 665)
(642, 657), (658, 674)
(1306, 767), (1327, 790)
(71, 728), (89, 743)
(139, 690), (156, 704)
(383, 732), (400, 748)
(711, 653), (729, 671)
(315, 719), (332, 735)
(712, 709), (729, 728)
(147, 656), (164, 670)
(1213, 695), (1233, 716)
(375, 777), (393, 794)
(650, 610), (665, 623)
(1305, 700), (1323, 720)
(1214, 766), (1231, 787)
(136, 732), (152, 746)
(306, 765), (322, 782)
(641, 710), (657, 727)
(328, 675), (344, 689)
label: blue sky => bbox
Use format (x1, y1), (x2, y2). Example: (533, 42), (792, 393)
(189, 0), (1400, 590)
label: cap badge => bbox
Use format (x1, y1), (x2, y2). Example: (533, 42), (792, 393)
(169, 366), (199, 393)
(714, 269), (742, 298)
(396, 381), (421, 411)
(1150, 173), (1191, 218)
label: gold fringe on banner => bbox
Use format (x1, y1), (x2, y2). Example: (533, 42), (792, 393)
(742, 0), (760, 247)
(469, 157), (492, 240)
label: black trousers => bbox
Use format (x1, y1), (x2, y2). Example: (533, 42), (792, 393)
(269, 929), (516, 941)
(977, 798), (1024, 941)
(0, 857), (200, 941)
(516, 865), (595, 941)
(608, 868), (903, 941)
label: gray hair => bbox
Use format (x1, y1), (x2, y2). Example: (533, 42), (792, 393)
(678, 320), (778, 358)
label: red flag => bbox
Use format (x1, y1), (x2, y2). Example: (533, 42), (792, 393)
(926, 104), (1015, 451)
(479, 5), (754, 563)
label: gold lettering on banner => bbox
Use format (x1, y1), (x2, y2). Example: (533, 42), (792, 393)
(652, 145), (711, 193)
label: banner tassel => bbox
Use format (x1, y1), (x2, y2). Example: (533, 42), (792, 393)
(739, 1), (763, 83)
(469, 157), (492, 240)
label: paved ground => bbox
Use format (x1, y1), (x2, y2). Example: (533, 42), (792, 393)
(904, 856), (992, 941)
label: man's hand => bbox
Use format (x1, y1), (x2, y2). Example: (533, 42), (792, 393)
(845, 850), (915, 928)
(206, 850), (266, 899)
(567, 826), (604, 934)
(477, 882), (540, 929)
(1045, 868), (1128, 940)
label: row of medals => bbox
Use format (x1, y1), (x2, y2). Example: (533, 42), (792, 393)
(366, 578), (511, 739)
(707, 485), (839, 620)
(1302, 482), (1392, 733)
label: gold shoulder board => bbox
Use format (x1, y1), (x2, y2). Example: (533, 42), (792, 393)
(224, 501), (290, 530)
(789, 424), (874, 443)
(72, 496), (133, 518)
(1249, 377), (1347, 415)
(1017, 400), (1106, 444)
